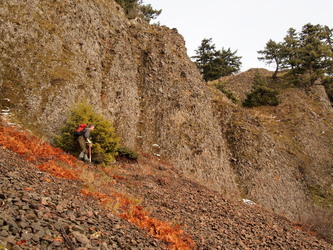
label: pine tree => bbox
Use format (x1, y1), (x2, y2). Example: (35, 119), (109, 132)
(138, 3), (162, 23)
(282, 28), (300, 70)
(217, 48), (242, 77)
(258, 23), (333, 86)
(115, 0), (161, 23)
(296, 23), (333, 84)
(192, 38), (242, 81)
(243, 71), (280, 108)
(258, 39), (284, 80)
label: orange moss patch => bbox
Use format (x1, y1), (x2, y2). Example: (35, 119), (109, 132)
(37, 161), (78, 179)
(80, 189), (195, 249)
(0, 125), (81, 179)
(292, 223), (318, 237)
(0, 123), (195, 249)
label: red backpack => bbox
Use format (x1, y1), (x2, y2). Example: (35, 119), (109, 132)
(73, 124), (87, 137)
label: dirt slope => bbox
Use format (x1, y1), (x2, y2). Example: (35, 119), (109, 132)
(0, 122), (332, 249)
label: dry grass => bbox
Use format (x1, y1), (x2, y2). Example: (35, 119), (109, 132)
(304, 208), (333, 243)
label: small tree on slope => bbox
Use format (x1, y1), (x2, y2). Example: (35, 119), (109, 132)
(54, 103), (120, 164)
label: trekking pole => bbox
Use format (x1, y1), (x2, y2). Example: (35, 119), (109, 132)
(88, 143), (92, 163)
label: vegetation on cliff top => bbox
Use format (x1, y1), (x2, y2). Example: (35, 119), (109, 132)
(192, 38), (242, 82)
(258, 23), (333, 86)
(205, 23), (332, 107)
(115, 0), (162, 23)
(243, 71), (281, 107)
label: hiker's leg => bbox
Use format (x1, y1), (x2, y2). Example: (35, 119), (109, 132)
(78, 136), (87, 159)
(78, 151), (85, 159)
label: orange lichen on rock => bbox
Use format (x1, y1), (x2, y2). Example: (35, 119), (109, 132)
(0, 125), (81, 179)
(79, 188), (195, 249)
(0, 123), (195, 249)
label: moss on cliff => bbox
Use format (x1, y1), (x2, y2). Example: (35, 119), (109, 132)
(307, 184), (333, 207)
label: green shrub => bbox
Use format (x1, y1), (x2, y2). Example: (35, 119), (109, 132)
(253, 70), (268, 89)
(214, 80), (239, 104)
(323, 76), (333, 102)
(117, 146), (140, 160)
(243, 86), (281, 108)
(307, 184), (333, 207)
(115, 0), (161, 23)
(54, 103), (120, 164)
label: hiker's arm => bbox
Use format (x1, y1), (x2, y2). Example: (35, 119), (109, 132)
(84, 129), (91, 140)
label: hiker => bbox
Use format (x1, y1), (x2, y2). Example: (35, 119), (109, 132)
(77, 124), (95, 162)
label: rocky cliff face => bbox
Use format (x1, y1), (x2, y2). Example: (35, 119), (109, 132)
(1, 0), (332, 228)
(214, 71), (333, 221)
(0, 0), (239, 194)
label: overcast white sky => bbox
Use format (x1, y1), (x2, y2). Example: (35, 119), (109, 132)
(144, 0), (333, 71)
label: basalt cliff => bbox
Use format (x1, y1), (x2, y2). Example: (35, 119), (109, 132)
(1, 0), (332, 238)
